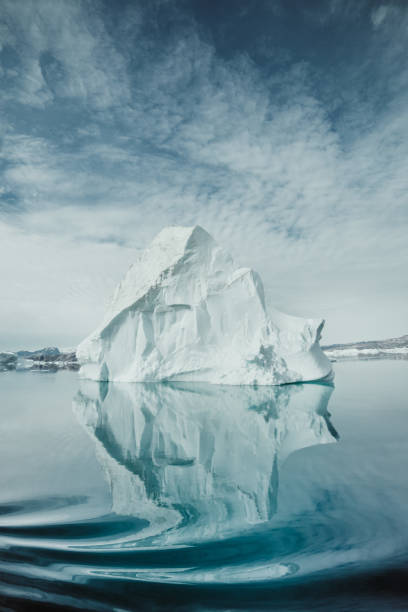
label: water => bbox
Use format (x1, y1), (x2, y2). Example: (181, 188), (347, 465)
(0, 360), (407, 611)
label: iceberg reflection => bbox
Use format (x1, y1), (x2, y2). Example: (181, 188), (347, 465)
(73, 381), (337, 544)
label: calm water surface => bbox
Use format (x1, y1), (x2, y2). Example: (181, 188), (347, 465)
(0, 360), (407, 611)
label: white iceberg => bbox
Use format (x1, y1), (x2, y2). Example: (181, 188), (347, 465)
(77, 225), (332, 384)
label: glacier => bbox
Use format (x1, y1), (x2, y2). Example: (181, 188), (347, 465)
(77, 225), (332, 384)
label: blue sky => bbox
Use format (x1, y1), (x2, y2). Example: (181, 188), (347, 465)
(0, 0), (407, 349)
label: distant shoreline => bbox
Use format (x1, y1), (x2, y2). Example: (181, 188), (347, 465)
(1, 334), (407, 373)
(322, 334), (408, 362)
(0, 347), (79, 372)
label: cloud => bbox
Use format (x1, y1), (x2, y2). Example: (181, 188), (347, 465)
(0, 0), (132, 109)
(0, 0), (407, 348)
(371, 5), (389, 28)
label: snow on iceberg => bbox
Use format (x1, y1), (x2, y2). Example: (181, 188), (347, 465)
(77, 225), (332, 384)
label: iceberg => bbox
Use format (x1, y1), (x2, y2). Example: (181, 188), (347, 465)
(77, 225), (332, 384)
(73, 380), (337, 543)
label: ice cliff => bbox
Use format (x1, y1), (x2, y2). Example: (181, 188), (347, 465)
(77, 225), (332, 384)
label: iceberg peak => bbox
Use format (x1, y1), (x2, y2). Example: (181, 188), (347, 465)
(152, 224), (212, 249)
(77, 225), (332, 385)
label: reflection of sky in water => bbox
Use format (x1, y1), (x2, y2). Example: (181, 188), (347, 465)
(0, 360), (407, 611)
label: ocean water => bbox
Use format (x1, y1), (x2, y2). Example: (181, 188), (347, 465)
(0, 360), (407, 611)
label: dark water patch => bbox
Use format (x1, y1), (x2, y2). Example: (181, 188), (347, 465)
(0, 496), (88, 518)
(0, 513), (148, 541)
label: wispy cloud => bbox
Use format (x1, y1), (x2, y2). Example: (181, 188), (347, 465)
(371, 5), (389, 28)
(0, 0), (132, 109)
(0, 0), (407, 348)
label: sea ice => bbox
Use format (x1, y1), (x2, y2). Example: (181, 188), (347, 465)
(77, 225), (332, 384)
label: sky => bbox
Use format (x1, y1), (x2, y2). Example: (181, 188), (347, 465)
(0, 0), (407, 350)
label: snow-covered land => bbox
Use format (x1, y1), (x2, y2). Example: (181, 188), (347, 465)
(0, 347), (79, 371)
(0, 352), (17, 371)
(323, 335), (408, 361)
(77, 225), (332, 385)
(73, 380), (337, 543)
